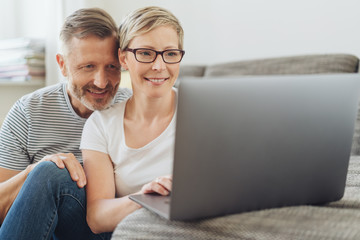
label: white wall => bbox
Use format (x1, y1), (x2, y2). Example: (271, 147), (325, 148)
(1, 0), (360, 80)
(102, 0), (360, 65)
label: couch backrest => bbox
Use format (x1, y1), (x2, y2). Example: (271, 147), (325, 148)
(205, 54), (359, 76)
(179, 54), (359, 79)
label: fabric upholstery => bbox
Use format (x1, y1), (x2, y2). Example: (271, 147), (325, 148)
(351, 104), (360, 155)
(179, 65), (206, 78)
(113, 157), (360, 239)
(203, 54), (359, 76)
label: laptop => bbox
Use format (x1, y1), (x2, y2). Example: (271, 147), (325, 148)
(129, 74), (360, 221)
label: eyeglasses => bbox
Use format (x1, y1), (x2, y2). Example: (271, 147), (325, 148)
(125, 48), (185, 64)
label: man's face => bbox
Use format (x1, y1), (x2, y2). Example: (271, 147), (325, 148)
(57, 35), (121, 118)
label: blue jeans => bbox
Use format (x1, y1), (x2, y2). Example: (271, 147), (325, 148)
(0, 161), (112, 240)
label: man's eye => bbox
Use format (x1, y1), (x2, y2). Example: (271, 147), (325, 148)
(108, 64), (118, 69)
(107, 65), (120, 71)
(83, 64), (94, 69)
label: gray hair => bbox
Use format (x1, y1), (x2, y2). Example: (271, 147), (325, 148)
(119, 6), (184, 51)
(60, 8), (118, 54)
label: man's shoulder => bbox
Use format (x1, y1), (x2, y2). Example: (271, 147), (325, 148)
(89, 99), (127, 128)
(20, 82), (65, 103)
(10, 83), (67, 117)
(95, 100), (126, 118)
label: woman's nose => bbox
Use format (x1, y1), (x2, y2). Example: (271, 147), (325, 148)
(152, 54), (166, 71)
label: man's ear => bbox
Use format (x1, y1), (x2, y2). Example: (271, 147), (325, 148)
(56, 54), (67, 77)
(118, 48), (128, 71)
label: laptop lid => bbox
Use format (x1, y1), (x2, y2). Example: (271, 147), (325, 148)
(131, 74), (360, 221)
(169, 73), (360, 220)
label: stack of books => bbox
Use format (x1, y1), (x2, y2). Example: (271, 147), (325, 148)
(0, 38), (46, 82)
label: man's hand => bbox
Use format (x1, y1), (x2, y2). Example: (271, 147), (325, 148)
(28, 153), (86, 188)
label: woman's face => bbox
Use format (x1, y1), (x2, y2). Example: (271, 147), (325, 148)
(119, 25), (181, 99)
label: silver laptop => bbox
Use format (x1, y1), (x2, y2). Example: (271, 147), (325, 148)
(130, 74), (360, 221)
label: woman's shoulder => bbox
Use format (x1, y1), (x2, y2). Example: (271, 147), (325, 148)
(105, 100), (127, 114)
(90, 100), (127, 123)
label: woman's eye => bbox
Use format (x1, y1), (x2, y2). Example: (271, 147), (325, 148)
(166, 51), (179, 57)
(139, 51), (152, 56)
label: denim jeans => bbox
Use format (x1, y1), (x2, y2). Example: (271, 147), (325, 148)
(0, 161), (112, 240)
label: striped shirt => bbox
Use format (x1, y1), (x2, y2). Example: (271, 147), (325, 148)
(0, 82), (132, 171)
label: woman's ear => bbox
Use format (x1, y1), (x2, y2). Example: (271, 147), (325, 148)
(118, 48), (128, 71)
(56, 54), (67, 77)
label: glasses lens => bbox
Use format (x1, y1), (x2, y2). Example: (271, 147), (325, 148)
(135, 49), (156, 63)
(163, 50), (183, 63)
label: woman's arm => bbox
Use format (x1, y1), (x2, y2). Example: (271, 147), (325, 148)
(83, 149), (141, 234)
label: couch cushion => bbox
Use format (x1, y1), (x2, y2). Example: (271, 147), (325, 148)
(204, 54), (359, 76)
(111, 157), (360, 240)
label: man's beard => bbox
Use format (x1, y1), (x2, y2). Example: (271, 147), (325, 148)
(68, 82), (118, 111)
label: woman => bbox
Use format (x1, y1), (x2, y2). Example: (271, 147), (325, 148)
(80, 6), (185, 234)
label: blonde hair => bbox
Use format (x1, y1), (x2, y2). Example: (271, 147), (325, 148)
(60, 8), (118, 54)
(119, 6), (184, 50)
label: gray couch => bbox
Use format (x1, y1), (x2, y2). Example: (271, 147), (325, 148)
(112, 54), (360, 240)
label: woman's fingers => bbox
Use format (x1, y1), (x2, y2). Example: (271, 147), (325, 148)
(141, 176), (172, 195)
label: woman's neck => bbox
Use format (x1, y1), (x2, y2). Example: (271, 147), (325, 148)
(125, 89), (176, 122)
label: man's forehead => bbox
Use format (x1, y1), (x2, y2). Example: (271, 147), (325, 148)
(69, 35), (117, 45)
(64, 36), (118, 57)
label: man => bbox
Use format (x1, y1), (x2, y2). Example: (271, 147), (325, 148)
(0, 8), (131, 239)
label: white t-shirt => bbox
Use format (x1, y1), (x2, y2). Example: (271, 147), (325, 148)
(80, 90), (177, 197)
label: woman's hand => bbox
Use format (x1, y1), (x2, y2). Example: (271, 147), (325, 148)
(140, 175), (172, 195)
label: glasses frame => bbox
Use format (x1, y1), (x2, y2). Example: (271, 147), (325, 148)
(125, 48), (185, 64)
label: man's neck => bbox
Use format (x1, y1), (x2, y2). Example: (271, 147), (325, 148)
(66, 89), (93, 118)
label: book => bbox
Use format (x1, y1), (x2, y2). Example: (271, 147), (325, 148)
(0, 38), (45, 82)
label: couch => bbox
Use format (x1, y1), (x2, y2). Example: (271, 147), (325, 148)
(112, 54), (360, 240)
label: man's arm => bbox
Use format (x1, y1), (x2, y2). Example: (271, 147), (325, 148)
(0, 153), (87, 225)
(0, 167), (31, 224)
(0, 86), (88, 225)
(0, 99), (37, 225)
